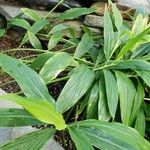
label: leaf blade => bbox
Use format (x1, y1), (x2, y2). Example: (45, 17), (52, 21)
(56, 65), (95, 113)
(0, 128), (55, 150)
(0, 94), (66, 130)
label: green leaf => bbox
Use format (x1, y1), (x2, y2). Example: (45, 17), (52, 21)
(87, 83), (99, 119)
(135, 108), (145, 137)
(0, 94), (67, 130)
(136, 71), (150, 87)
(9, 18), (31, 30)
(104, 70), (118, 119)
(115, 71), (136, 125)
(0, 108), (42, 127)
(58, 8), (95, 20)
(0, 54), (54, 103)
(22, 19), (49, 45)
(98, 75), (111, 121)
(0, 128), (55, 150)
(57, 65), (95, 114)
(104, 7), (114, 60)
(40, 52), (73, 84)
(0, 29), (5, 38)
(50, 23), (69, 34)
(31, 52), (54, 69)
(112, 59), (150, 71)
(28, 31), (42, 49)
(48, 31), (62, 50)
(21, 8), (41, 21)
(131, 43), (150, 59)
(130, 82), (144, 124)
(117, 27), (150, 60)
(70, 120), (150, 150)
(69, 127), (94, 150)
(30, 19), (49, 34)
(111, 2), (123, 31)
(74, 33), (94, 58)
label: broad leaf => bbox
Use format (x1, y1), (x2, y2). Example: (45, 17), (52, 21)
(69, 127), (94, 150)
(0, 54), (54, 103)
(31, 52), (54, 69)
(104, 7), (114, 60)
(112, 59), (150, 71)
(40, 52), (73, 84)
(131, 43), (150, 59)
(70, 120), (150, 150)
(74, 33), (94, 58)
(136, 71), (150, 87)
(9, 18), (31, 30)
(130, 82), (144, 124)
(115, 71), (136, 125)
(48, 31), (62, 50)
(58, 8), (95, 20)
(104, 70), (118, 119)
(50, 23), (69, 34)
(22, 19), (49, 44)
(98, 75), (111, 121)
(29, 19), (49, 34)
(0, 94), (67, 130)
(0, 128), (55, 150)
(87, 83), (99, 119)
(111, 2), (123, 31)
(135, 108), (145, 137)
(28, 31), (42, 49)
(57, 65), (95, 113)
(0, 108), (42, 127)
(21, 8), (41, 21)
(117, 27), (150, 60)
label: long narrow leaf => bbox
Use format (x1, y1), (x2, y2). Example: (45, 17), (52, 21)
(98, 75), (111, 121)
(40, 52), (73, 84)
(115, 71), (136, 125)
(58, 8), (95, 20)
(104, 70), (118, 119)
(87, 83), (99, 119)
(0, 54), (54, 103)
(0, 108), (42, 127)
(70, 120), (150, 150)
(0, 128), (55, 150)
(136, 71), (150, 87)
(69, 127), (94, 150)
(57, 65), (95, 113)
(74, 33), (94, 58)
(0, 94), (67, 130)
(112, 59), (150, 71)
(104, 7), (114, 60)
(117, 27), (150, 60)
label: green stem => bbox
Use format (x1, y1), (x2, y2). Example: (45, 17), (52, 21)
(94, 63), (116, 71)
(48, 76), (70, 84)
(2, 48), (52, 53)
(75, 58), (95, 66)
(44, 0), (64, 19)
(144, 98), (150, 101)
(0, 80), (16, 87)
(61, 38), (77, 46)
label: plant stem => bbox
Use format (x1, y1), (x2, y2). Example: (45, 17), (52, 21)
(144, 98), (150, 101)
(44, 0), (64, 19)
(75, 58), (95, 66)
(48, 76), (70, 84)
(2, 48), (52, 53)
(0, 80), (16, 87)
(94, 63), (116, 71)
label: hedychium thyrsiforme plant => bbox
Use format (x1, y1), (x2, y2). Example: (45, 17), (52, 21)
(0, 1), (150, 149)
